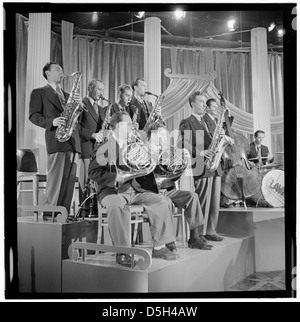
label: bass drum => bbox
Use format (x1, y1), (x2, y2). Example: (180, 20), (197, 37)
(248, 169), (284, 207)
(261, 169), (284, 208)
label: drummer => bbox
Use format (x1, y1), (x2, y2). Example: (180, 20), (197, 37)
(247, 130), (274, 166)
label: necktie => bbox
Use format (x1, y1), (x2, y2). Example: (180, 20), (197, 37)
(93, 102), (99, 115)
(143, 101), (149, 119)
(257, 146), (263, 165)
(56, 86), (66, 109)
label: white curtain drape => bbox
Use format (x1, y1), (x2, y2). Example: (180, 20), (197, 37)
(251, 28), (272, 149)
(23, 13), (51, 173)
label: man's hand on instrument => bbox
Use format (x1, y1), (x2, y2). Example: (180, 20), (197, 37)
(93, 131), (104, 143)
(154, 105), (162, 116)
(53, 116), (66, 127)
(200, 149), (215, 159)
(217, 127), (225, 137)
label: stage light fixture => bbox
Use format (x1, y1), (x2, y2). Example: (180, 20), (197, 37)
(268, 22), (276, 32)
(227, 18), (237, 31)
(174, 9), (186, 20)
(92, 12), (98, 23)
(134, 11), (145, 19)
(277, 27), (285, 38)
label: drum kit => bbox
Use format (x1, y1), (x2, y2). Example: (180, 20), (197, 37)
(247, 152), (284, 208)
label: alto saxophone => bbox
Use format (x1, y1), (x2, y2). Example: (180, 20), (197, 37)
(143, 94), (165, 133)
(55, 72), (87, 142)
(94, 95), (113, 146)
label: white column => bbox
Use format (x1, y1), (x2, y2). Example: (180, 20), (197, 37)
(24, 13), (51, 173)
(251, 27), (272, 150)
(62, 20), (74, 92)
(144, 17), (161, 104)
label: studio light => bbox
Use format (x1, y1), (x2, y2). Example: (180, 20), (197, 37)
(134, 11), (145, 19)
(174, 9), (186, 20)
(92, 12), (98, 23)
(268, 22), (276, 32)
(277, 27), (285, 38)
(227, 18), (237, 31)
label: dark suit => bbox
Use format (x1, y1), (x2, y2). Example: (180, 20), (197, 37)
(88, 135), (176, 247)
(110, 102), (135, 118)
(178, 114), (221, 235)
(29, 84), (80, 212)
(248, 142), (271, 165)
(78, 96), (107, 159)
(131, 96), (153, 130)
(77, 96), (107, 208)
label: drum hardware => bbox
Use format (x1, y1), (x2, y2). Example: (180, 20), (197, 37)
(248, 157), (268, 161)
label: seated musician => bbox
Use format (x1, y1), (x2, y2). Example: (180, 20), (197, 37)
(88, 111), (178, 267)
(133, 121), (213, 251)
(248, 130), (274, 166)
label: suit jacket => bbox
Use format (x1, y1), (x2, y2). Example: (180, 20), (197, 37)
(88, 135), (158, 202)
(130, 96), (153, 130)
(78, 96), (107, 159)
(248, 142), (270, 165)
(29, 84), (81, 154)
(178, 114), (222, 180)
(111, 102), (135, 118)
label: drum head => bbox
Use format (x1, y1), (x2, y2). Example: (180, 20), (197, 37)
(261, 170), (284, 207)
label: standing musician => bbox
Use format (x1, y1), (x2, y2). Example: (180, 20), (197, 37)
(111, 84), (135, 116)
(248, 130), (274, 166)
(88, 111), (178, 267)
(131, 78), (154, 130)
(29, 62), (81, 219)
(78, 79), (107, 215)
(135, 121), (213, 251)
(178, 92), (225, 243)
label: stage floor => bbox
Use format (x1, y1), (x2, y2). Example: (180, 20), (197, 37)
(62, 234), (255, 293)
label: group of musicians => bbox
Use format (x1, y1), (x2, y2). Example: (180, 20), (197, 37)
(29, 62), (275, 268)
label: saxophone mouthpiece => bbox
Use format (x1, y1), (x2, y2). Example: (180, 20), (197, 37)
(100, 95), (111, 104)
(62, 71), (81, 78)
(145, 91), (158, 98)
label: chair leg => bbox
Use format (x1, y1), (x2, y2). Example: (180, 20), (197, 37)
(32, 177), (39, 221)
(96, 202), (103, 256)
(181, 210), (186, 247)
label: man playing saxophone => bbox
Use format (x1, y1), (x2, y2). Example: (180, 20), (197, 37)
(134, 121), (213, 251)
(29, 62), (81, 219)
(130, 78), (163, 131)
(178, 92), (225, 243)
(88, 111), (178, 267)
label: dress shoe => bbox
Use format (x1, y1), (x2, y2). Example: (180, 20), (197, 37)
(116, 253), (136, 268)
(166, 241), (178, 253)
(42, 212), (56, 222)
(204, 234), (224, 242)
(188, 238), (213, 250)
(152, 247), (178, 260)
(199, 235), (208, 244)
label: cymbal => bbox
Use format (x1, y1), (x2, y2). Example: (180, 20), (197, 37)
(248, 157), (268, 161)
(272, 152), (284, 154)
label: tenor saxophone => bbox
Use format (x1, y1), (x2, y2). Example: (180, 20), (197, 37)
(55, 72), (87, 142)
(204, 96), (234, 172)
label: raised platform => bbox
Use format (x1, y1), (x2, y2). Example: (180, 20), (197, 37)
(218, 206), (285, 272)
(62, 235), (255, 293)
(17, 206), (285, 295)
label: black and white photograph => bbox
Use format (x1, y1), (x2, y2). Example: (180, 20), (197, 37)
(2, 1), (297, 303)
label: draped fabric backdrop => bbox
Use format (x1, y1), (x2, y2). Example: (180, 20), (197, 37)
(16, 14), (284, 170)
